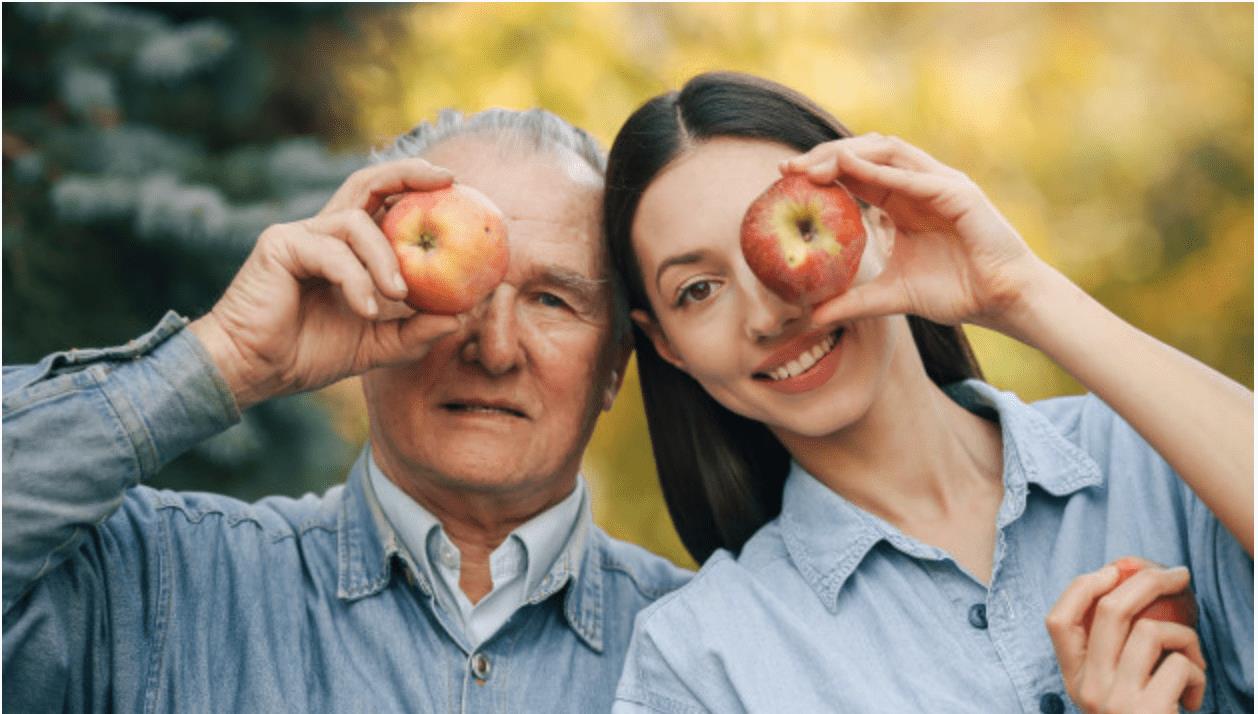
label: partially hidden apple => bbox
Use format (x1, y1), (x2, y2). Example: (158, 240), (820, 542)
(1081, 556), (1198, 633)
(380, 184), (509, 315)
(740, 174), (867, 306)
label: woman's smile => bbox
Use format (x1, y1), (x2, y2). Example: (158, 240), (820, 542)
(752, 328), (846, 394)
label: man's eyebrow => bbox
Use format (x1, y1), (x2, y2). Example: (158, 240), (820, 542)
(655, 251), (706, 293)
(537, 266), (607, 303)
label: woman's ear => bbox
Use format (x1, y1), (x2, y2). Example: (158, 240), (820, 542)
(630, 309), (686, 371)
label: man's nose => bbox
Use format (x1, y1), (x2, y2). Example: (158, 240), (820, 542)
(743, 278), (805, 342)
(460, 286), (523, 375)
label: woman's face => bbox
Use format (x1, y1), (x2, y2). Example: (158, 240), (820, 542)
(631, 137), (900, 439)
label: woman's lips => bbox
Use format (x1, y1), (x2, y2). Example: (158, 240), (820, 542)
(754, 328), (846, 394)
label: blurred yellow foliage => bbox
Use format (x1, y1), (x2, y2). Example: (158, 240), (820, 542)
(319, 3), (1252, 569)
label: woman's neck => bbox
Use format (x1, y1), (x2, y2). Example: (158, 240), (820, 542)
(774, 344), (1004, 531)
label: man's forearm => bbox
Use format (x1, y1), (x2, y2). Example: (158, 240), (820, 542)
(1, 312), (240, 612)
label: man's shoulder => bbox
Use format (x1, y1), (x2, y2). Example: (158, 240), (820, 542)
(589, 527), (692, 602)
(121, 481), (347, 543)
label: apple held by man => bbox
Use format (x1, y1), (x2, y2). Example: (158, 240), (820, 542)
(381, 184), (510, 315)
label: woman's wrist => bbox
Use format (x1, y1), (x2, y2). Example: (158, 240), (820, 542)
(976, 256), (1080, 348)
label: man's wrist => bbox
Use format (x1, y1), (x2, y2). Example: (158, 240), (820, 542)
(187, 312), (268, 411)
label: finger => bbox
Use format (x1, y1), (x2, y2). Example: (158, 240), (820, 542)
(1044, 565), (1121, 677)
(1145, 652), (1207, 712)
(284, 233), (382, 320)
(1086, 567), (1192, 676)
(784, 134), (941, 177)
(320, 158), (454, 216)
(810, 276), (908, 327)
(371, 313), (463, 367)
(304, 209), (409, 301)
(1115, 619), (1206, 691)
(828, 150), (959, 210)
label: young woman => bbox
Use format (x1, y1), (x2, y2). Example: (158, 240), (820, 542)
(604, 72), (1252, 713)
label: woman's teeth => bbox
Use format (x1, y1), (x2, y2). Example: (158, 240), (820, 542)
(766, 331), (840, 381)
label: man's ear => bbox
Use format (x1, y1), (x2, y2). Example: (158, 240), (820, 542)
(601, 337), (633, 412)
(630, 309), (686, 371)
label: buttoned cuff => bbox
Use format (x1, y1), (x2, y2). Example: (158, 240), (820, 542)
(96, 310), (242, 476)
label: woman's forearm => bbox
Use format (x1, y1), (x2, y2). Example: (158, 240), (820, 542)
(1009, 265), (1254, 555)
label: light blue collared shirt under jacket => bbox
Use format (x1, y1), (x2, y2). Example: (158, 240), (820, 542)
(614, 381), (1253, 714)
(2, 311), (691, 712)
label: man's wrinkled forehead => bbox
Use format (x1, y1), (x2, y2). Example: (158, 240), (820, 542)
(422, 132), (603, 190)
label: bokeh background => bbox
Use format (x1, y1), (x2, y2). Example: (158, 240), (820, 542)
(4, 3), (1252, 569)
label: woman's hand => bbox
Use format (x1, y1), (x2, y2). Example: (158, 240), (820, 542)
(784, 133), (1054, 339)
(1046, 563), (1207, 713)
(189, 159), (464, 410)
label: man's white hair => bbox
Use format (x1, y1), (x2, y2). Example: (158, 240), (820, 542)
(373, 107), (628, 343)
(373, 107), (606, 175)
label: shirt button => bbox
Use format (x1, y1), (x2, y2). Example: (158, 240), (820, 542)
(967, 603), (988, 630)
(470, 652), (491, 682)
(1038, 693), (1064, 714)
(440, 547), (458, 569)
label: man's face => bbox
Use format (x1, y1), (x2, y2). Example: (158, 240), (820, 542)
(363, 136), (621, 501)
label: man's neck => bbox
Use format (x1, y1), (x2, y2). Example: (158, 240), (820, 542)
(369, 439), (579, 603)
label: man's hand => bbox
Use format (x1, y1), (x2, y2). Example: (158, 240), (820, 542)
(189, 159), (463, 410)
(1046, 563), (1207, 713)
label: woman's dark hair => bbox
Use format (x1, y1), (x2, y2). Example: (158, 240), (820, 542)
(604, 72), (984, 564)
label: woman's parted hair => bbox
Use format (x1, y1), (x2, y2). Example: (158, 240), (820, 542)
(604, 72), (983, 564)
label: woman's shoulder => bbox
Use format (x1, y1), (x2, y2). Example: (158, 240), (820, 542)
(632, 523), (797, 635)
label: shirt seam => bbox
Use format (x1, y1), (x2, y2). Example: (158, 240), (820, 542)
(599, 558), (678, 600)
(616, 685), (710, 714)
(141, 507), (173, 714)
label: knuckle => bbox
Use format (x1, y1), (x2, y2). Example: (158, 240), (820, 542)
(1095, 596), (1125, 621)
(1131, 617), (1160, 642)
(1099, 697), (1124, 714)
(1075, 686), (1101, 711)
(1044, 612), (1067, 633)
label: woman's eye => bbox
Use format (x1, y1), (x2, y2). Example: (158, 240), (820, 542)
(677, 280), (715, 306)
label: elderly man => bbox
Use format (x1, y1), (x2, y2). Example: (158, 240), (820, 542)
(3, 108), (690, 711)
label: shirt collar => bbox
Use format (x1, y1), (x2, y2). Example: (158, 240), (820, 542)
(781, 379), (1103, 612)
(336, 446), (605, 652)
(367, 451), (586, 605)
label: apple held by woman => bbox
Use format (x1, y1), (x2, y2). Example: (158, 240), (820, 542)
(739, 174), (870, 306)
(1082, 556), (1199, 633)
(381, 184), (509, 315)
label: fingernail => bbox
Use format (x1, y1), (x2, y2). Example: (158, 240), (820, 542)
(366, 297), (379, 317)
(393, 273), (407, 293)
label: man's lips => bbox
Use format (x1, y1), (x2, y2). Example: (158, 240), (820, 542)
(439, 398), (530, 419)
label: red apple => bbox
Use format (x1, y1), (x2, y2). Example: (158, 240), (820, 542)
(740, 174), (867, 305)
(380, 184), (509, 315)
(1082, 556), (1198, 633)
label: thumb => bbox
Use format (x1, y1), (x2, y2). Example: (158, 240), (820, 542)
(374, 313), (462, 367)
(810, 277), (906, 327)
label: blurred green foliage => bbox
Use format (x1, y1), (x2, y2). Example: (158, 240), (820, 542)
(4, 4), (1251, 570)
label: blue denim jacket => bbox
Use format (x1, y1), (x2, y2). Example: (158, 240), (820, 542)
(615, 381), (1253, 713)
(2, 312), (691, 713)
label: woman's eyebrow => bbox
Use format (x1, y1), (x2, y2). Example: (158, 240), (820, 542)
(655, 251), (706, 293)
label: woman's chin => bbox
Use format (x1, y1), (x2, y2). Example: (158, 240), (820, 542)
(761, 391), (871, 440)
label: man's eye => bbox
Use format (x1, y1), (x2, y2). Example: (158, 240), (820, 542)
(676, 280), (715, 306)
(536, 292), (568, 309)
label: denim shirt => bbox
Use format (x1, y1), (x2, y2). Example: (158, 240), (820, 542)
(615, 381), (1253, 714)
(2, 312), (691, 713)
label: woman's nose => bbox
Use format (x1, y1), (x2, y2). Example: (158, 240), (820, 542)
(742, 277), (805, 342)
